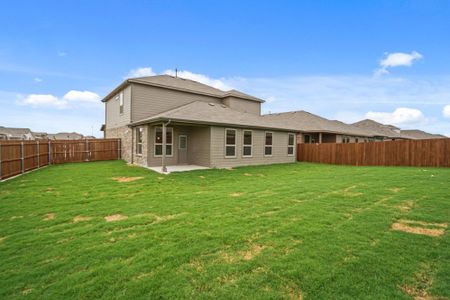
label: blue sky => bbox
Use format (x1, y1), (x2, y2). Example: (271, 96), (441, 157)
(1, 0), (450, 136)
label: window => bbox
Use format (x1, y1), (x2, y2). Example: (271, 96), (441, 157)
(342, 136), (350, 143)
(288, 133), (295, 156)
(304, 134), (311, 144)
(179, 135), (187, 150)
(136, 127), (143, 155)
(265, 132), (273, 156)
(225, 129), (237, 158)
(355, 138), (359, 143)
(118, 92), (124, 114)
(154, 127), (173, 157)
(242, 130), (252, 157)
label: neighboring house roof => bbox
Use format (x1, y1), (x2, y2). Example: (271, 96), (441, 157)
(400, 130), (447, 140)
(102, 75), (264, 103)
(262, 111), (374, 137)
(130, 101), (297, 132)
(48, 132), (84, 140)
(0, 126), (34, 140)
(352, 119), (404, 139)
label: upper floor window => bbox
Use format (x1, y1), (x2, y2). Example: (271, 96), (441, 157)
(265, 132), (273, 156)
(119, 92), (124, 114)
(242, 130), (252, 157)
(288, 133), (295, 156)
(225, 129), (237, 158)
(154, 127), (173, 157)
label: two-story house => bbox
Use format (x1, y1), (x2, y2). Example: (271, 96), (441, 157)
(102, 75), (297, 172)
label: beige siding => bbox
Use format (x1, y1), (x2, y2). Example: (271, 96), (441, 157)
(222, 97), (261, 115)
(131, 83), (221, 122)
(188, 127), (210, 166)
(210, 126), (296, 168)
(105, 85), (131, 129)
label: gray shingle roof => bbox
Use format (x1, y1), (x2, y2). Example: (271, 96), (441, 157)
(103, 75), (264, 103)
(400, 129), (447, 140)
(352, 119), (404, 138)
(262, 111), (374, 137)
(130, 101), (296, 131)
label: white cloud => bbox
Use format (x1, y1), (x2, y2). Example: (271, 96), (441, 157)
(57, 51), (67, 57)
(63, 90), (100, 103)
(34, 77), (43, 83)
(125, 67), (156, 78)
(365, 107), (425, 126)
(163, 69), (232, 90)
(443, 105), (450, 118)
(18, 90), (100, 109)
(375, 51), (423, 76)
(20, 94), (68, 109)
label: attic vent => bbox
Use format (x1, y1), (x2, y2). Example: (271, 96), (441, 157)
(208, 103), (215, 106)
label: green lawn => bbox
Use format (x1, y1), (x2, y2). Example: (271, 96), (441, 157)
(0, 161), (449, 299)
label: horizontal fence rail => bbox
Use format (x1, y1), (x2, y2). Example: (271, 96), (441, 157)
(297, 138), (450, 168)
(0, 139), (121, 180)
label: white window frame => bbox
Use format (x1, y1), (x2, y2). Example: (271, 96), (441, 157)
(136, 127), (143, 156)
(288, 133), (295, 156)
(118, 92), (124, 115)
(264, 131), (273, 157)
(154, 127), (173, 157)
(242, 130), (253, 158)
(225, 128), (237, 158)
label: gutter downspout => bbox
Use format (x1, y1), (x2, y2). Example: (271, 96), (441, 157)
(161, 119), (171, 173)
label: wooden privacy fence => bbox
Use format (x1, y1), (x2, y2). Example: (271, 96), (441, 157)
(297, 138), (450, 167)
(0, 139), (121, 180)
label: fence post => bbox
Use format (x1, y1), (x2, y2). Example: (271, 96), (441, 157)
(21, 141), (24, 174)
(48, 140), (52, 165)
(37, 140), (40, 168)
(86, 138), (90, 161)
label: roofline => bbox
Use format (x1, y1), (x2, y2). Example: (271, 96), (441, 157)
(101, 77), (265, 103)
(128, 117), (297, 132)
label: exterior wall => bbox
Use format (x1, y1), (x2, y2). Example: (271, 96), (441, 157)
(322, 133), (337, 143)
(105, 126), (133, 163)
(131, 84), (222, 122)
(188, 127), (210, 166)
(222, 97), (261, 115)
(105, 85), (132, 129)
(210, 126), (296, 168)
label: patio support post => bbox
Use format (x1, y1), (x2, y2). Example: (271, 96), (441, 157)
(162, 123), (167, 173)
(319, 133), (323, 144)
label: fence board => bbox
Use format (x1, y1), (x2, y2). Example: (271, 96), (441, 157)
(297, 139), (450, 168)
(0, 139), (121, 180)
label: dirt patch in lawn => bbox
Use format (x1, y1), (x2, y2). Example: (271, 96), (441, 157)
(396, 200), (415, 212)
(220, 244), (266, 263)
(399, 263), (435, 300)
(391, 220), (447, 237)
(244, 173), (252, 176)
(230, 192), (244, 197)
(0, 236), (6, 243)
(112, 177), (143, 183)
(104, 214), (128, 222)
(333, 186), (363, 197)
(73, 215), (92, 223)
(43, 213), (55, 221)
(389, 187), (403, 193)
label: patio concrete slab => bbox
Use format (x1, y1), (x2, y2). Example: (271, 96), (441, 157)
(148, 165), (210, 174)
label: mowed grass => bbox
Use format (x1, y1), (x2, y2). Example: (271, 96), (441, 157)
(0, 161), (449, 299)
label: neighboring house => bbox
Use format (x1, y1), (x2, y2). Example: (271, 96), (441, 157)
(0, 126), (35, 140)
(400, 130), (447, 140)
(32, 132), (49, 140)
(351, 119), (405, 141)
(103, 75), (297, 170)
(263, 111), (373, 144)
(48, 132), (84, 140)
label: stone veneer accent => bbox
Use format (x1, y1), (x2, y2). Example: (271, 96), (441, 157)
(105, 126), (133, 163)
